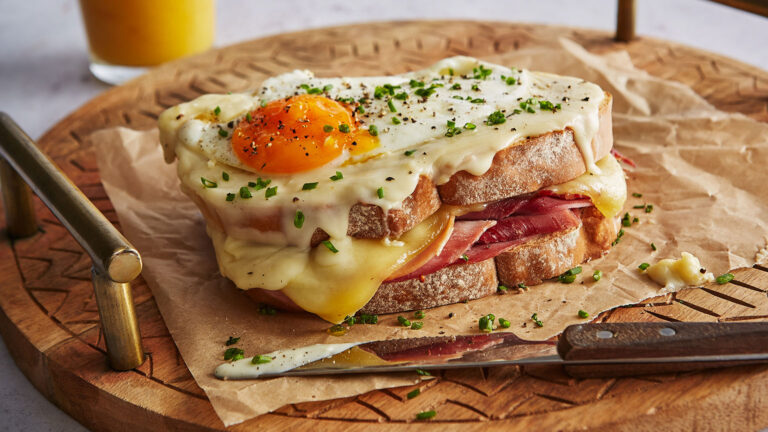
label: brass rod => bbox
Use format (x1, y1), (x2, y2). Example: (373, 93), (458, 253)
(616, 0), (636, 42)
(0, 158), (38, 238)
(92, 267), (144, 370)
(0, 112), (141, 282)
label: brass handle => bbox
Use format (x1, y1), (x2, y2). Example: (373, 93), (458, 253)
(0, 112), (144, 370)
(616, 0), (636, 42)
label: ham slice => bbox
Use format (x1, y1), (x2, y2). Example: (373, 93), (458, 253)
(457, 195), (531, 221)
(386, 219), (495, 282)
(515, 196), (592, 215)
(367, 334), (503, 362)
(477, 209), (580, 245)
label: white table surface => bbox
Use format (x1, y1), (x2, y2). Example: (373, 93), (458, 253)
(0, 1), (766, 430)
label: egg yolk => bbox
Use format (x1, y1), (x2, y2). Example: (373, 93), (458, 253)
(231, 94), (379, 173)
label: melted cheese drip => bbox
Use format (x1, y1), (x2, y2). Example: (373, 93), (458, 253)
(210, 208), (452, 323)
(546, 155), (627, 218)
(645, 252), (715, 293)
(214, 342), (361, 380)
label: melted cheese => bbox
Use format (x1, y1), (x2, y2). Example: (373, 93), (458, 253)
(210, 208), (453, 323)
(214, 342), (361, 379)
(546, 155), (627, 218)
(645, 252), (715, 293)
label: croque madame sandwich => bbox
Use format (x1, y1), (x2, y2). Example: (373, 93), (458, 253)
(158, 56), (625, 324)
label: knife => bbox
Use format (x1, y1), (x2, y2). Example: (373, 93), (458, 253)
(226, 322), (768, 379)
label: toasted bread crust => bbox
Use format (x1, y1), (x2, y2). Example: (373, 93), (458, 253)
(361, 259), (498, 314)
(494, 207), (619, 286)
(438, 93), (613, 205)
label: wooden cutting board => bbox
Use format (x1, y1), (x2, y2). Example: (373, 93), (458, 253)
(2, 21), (768, 431)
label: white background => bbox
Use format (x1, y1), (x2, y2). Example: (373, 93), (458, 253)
(0, 0), (766, 430)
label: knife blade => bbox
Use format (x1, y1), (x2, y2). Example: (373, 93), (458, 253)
(216, 322), (768, 380)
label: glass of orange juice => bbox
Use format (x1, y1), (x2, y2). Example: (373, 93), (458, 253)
(79, 0), (215, 85)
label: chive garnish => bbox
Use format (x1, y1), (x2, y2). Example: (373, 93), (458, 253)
(404, 149), (416, 156)
(222, 171), (230, 181)
(593, 270), (602, 281)
(558, 266), (582, 284)
(416, 369), (431, 376)
(392, 117), (401, 125)
(323, 124), (334, 133)
(639, 262), (650, 271)
(265, 186), (277, 198)
(410, 322), (423, 330)
(460, 254), (469, 262)
(632, 192), (643, 198)
(414, 310), (425, 319)
(213, 106), (221, 116)
(330, 171), (343, 181)
(245, 112), (252, 122)
(249, 177), (271, 190)
(368, 125), (379, 136)
(478, 314), (495, 332)
(218, 128), (228, 138)
(377, 187), (384, 199)
(302, 182), (318, 190)
(338, 123), (350, 133)
(651, 242), (657, 251)
(225, 336), (240, 346)
(486, 110), (506, 125)
(294, 210), (305, 228)
(531, 313), (544, 327)
(201, 177), (217, 188)
(498, 318), (511, 328)
(464, 122), (477, 130)
(645, 204), (654, 213)
(322, 240), (339, 253)
(451, 83), (462, 90)
(716, 273), (734, 284)
(416, 410), (436, 420)
(407, 389), (420, 399)
(225, 193), (235, 202)
(258, 303), (277, 315)
(397, 316), (411, 327)
(239, 186), (252, 199)
(224, 347), (244, 361)
(497, 285), (508, 292)
(251, 355), (273, 365)
(387, 99), (397, 112)
(621, 212), (632, 227)
(578, 310), (590, 319)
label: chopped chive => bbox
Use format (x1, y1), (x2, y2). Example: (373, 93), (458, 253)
(409, 79), (425, 88)
(225, 193), (235, 202)
(322, 84), (333, 92)
(294, 210), (305, 228)
(260, 99), (268, 108)
(621, 212), (632, 227)
(464, 122), (477, 130)
(392, 116), (401, 125)
(251, 355), (273, 364)
(330, 171), (343, 181)
(225, 336), (240, 346)
(213, 106), (221, 116)
(265, 186), (277, 198)
(716, 273), (734, 284)
(368, 125), (379, 136)
(632, 192), (643, 198)
(357, 314), (378, 324)
(639, 262), (650, 271)
(651, 242), (657, 251)
(593, 270), (603, 281)
(222, 171), (230, 181)
(416, 369), (431, 376)
(414, 310), (426, 319)
(377, 187), (384, 199)
(486, 110), (506, 125)
(517, 283), (527, 289)
(338, 123), (350, 133)
(356, 105), (365, 114)
(460, 254), (469, 262)
(416, 410), (436, 420)
(531, 313), (543, 327)
(558, 266), (581, 283)
(498, 318), (511, 328)
(239, 186), (252, 199)
(302, 182), (318, 190)
(249, 177), (271, 190)
(645, 204), (654, 213)
(410, 322), (423, 330)
(478, 314), (495, 332)
(322, 240), (339, 253)
(497, 285), (508, 292)
(451, 83), (461, 90)
(345, 315), (356, 327)
(327, 324), (346, 336)
(223, 347), (244, 361)
(218, 128), (228, 138)
(633, 205), (646, 209)
(404, 149), (416, 156)
(448, 68), (454, 76)
(201, 177), (217, 188)
(633, 217), (639, 223)
(245, 112), (252, 122)
(578, 310), (589, 319)
(397, 316), (411, 327)
(323, 124), (334, 133)
(387, 99), (397, 112)
(258, 303), (277, 315)
(407, 389), (421, 399)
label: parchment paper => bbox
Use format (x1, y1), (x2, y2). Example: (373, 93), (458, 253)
(91, 38), (768, 426)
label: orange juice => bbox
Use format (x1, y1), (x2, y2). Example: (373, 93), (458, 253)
(79, 0), (215, 67)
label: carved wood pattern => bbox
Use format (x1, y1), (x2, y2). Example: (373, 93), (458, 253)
(1, 22), (768, 431)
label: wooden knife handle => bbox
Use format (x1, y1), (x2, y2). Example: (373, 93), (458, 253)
(557, 322), (768, 378)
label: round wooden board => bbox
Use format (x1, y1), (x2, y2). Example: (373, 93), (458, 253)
(2, 21), (768, 432)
